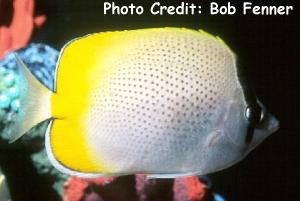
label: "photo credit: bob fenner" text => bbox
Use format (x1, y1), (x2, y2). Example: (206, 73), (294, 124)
(103, 2), (294, 16)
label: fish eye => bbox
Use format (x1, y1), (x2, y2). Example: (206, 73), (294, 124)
(245, 104), (263, 125)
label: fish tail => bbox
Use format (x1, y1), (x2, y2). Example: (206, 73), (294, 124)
(9, 54), (52, 142)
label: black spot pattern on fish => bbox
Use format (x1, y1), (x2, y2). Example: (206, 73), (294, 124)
(86, 30), (237, 172)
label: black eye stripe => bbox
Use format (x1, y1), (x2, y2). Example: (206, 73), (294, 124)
(245, 103), (262, 144)
(245, 124), (255, 144)
(235, 62), (261, 124)
(235, 61), (263, 144)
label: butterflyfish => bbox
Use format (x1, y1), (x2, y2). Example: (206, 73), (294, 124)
(11, 28), (279, 178)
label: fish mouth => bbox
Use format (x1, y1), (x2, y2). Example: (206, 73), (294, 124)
(248, 114), (279, 151)
(266, 114), (280, 135)
(270, 122), (280, 133)
(256, 112), (280, 135)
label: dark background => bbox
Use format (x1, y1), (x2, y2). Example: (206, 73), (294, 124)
(2, 0), (299, 200)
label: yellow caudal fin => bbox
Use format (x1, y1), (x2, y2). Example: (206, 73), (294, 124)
(9, 54), (52, 142)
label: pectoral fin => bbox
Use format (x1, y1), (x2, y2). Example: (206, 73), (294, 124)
(146, 172), (202, 179)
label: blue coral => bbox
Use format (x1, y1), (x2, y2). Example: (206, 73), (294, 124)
(0, 68), (19, 112)
(0, 43), (57, 91)
(214, 193), (226, 201)
(0, 43), (58, 140)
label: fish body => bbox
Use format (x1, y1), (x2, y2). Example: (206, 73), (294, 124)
(12, 28), (279, 178)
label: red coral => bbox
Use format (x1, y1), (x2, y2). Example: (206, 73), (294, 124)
(173, 177), (213, 201)
(0, 0), (46, 59)
(64, 175), (213, 201)
(63, 177), (115, 201)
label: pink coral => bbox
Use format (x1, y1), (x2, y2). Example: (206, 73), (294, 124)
(63, 177), (115, 201)
(64, 175), (213, 201)
(173, 177), (212, 201)
(0, 0), (46, 58)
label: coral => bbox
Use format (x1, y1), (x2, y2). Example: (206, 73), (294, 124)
(0, 44), (58, 141)
(0, 66), (21, 140)
(63, 177), (116, 201)
(63, 175), (218, 201)
(173, 176), (213, 201)
(31, 150), (69, 196)
(135, 174), (174, 201)
(0, 0), (46, 59)
(0, 43), (57, 90)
